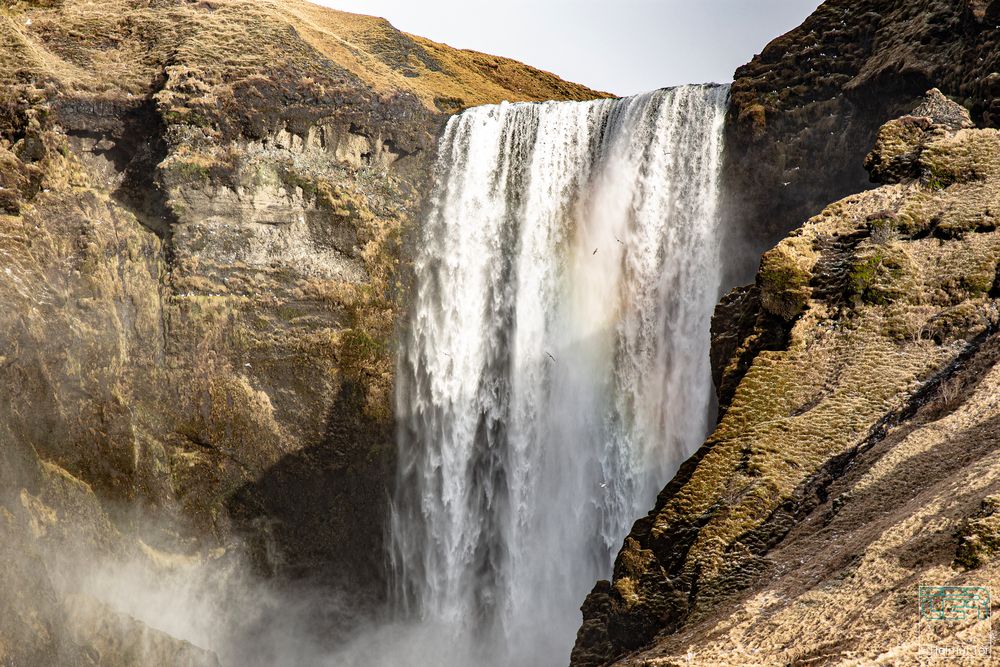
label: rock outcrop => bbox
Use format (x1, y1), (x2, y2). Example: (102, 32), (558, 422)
(573, 91), (1000, 666)
(722, 0), (1000, 283)
(0, 0), (603, 662)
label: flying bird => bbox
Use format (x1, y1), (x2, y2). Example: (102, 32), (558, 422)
(592, 248), (598, 255)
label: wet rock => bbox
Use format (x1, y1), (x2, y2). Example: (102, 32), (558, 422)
(65, 596), (221, 667)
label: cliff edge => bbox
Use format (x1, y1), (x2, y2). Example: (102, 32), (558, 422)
(723, 0), (1000, 282)
(0, 1), (603, 663)
(574, 90), (1000, 666)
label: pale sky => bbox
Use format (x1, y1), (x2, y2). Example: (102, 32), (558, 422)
(316, 0), (823, 96)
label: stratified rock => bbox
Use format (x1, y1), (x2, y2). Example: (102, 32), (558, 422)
(710, 286), (791, 419)
(574, 102), (1000, 667)
(0, 0), (606, 661)
(911, 88), (976, 130)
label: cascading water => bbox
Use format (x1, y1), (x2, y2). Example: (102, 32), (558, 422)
(390, 84), (729, 666)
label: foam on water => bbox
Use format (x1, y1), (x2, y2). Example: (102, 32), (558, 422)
(390, 84), (729, 666)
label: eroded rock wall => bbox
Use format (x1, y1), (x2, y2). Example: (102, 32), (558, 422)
(722, 0), (1000, 282)
(574, 92), (1000, 667)
(0, 0), (604, 662)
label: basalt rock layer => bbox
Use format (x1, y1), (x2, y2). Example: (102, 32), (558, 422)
(722, 0), (1000, 282)
(0, 1), (602, 663)
(573, 92), (1000, 667)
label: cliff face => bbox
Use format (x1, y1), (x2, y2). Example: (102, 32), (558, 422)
(0, 1), (602, 663)
(722, 0), (1000, 282)
(573, 91), (1000, 666)
(573, 3), (1000, 659)
(572, 2), (1000, 662)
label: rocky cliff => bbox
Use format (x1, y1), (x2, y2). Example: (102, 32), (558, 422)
(573, 89), (1000, 666)
(0, 1), (602, 663)
(722, 0), (1000, 283)
(571, 2), (1000, 661)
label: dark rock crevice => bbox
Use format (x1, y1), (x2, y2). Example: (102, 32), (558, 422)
(225, 380), (393, 609)
(710, 285), (793, 420)
(54, 89), (179, 242)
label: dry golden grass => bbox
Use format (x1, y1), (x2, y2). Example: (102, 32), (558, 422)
(0, 0), (606, 107)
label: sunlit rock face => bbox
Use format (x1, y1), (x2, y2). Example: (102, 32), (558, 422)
(0, 0), (602, 663)
(391, 85), (729, 667)
(573, 89), (1000, 667)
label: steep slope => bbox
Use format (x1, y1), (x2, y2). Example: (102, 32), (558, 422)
(0, 1), (604, 663)
(573, 92), (1000, 666)
(722, 0), (1000, 282)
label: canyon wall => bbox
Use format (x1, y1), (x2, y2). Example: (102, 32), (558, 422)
(722, 0), (1000, 282)
(7, 0), (1000, 665)
(573, 0), (1000, 658)
(0, 1), (602, 663)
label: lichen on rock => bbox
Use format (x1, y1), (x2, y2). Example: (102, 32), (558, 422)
(574, 90), (1000, 667)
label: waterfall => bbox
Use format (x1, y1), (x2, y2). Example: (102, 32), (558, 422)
(389, 84), (729, 666)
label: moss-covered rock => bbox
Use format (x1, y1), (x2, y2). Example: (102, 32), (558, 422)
(758, 236), (817, 321)
(574, 93), (1000, 667)
(846, 245), (913, 306)
(865, 115), (936, 184)
(955, 495), (1000, 569)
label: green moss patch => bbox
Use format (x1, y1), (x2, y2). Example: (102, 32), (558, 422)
(955, 496), (1000, 570)
(759, 239), (816, 321)
(848, 247), (910, 306)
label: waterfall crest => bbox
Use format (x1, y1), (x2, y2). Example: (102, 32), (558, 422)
(390, 84), (729, 666)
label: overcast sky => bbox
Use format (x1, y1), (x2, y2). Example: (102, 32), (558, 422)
(316, 0), (823, 96)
